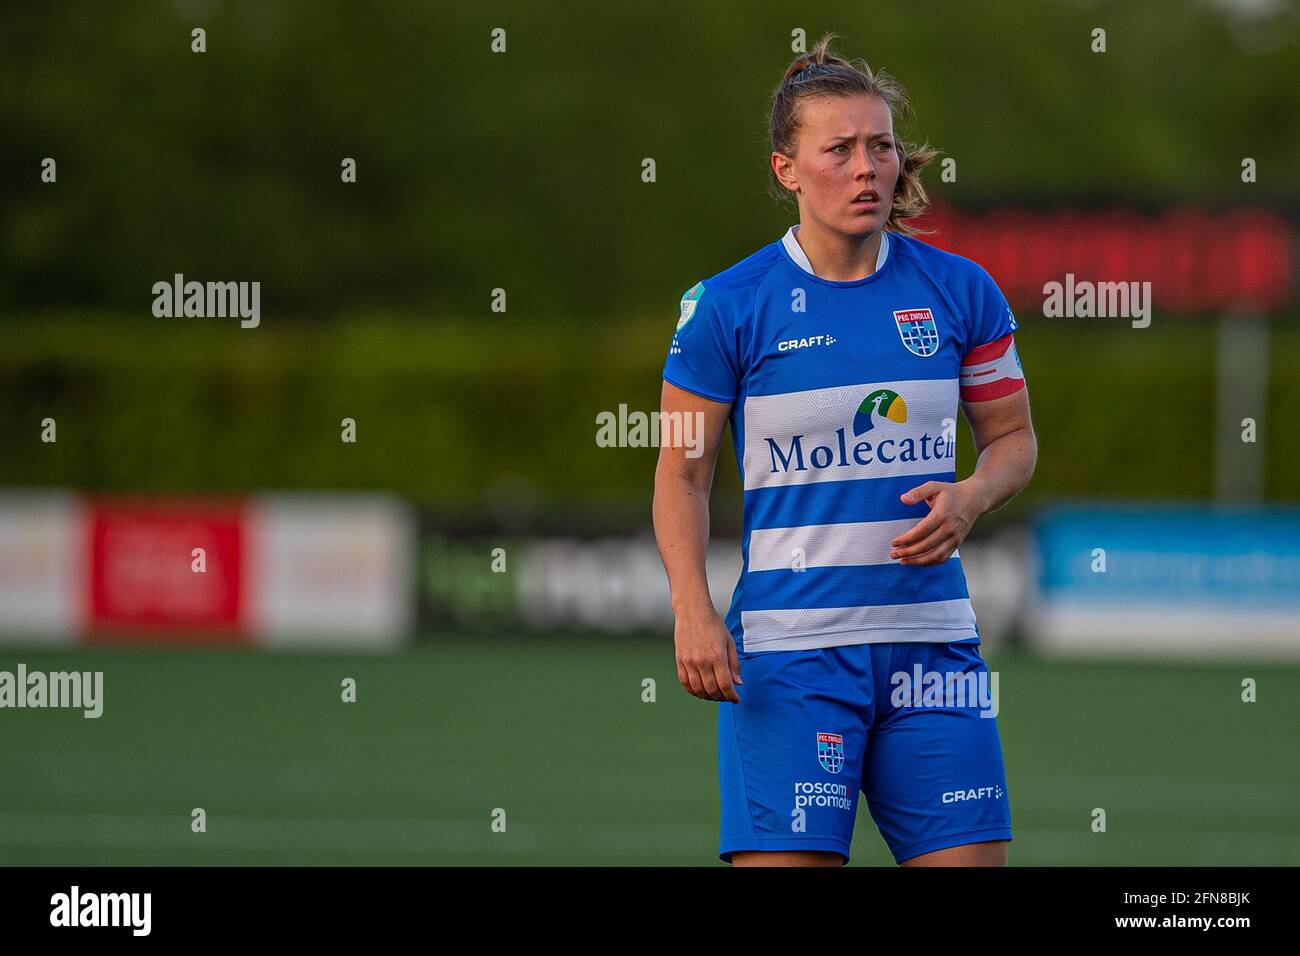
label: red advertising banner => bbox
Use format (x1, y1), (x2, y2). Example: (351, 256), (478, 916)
(922, 204), (1294, 313)
(86, 499), (247, 642)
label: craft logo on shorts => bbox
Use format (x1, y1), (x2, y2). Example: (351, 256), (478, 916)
(816, 732), (844, 774)
(941, 785), (1004, 804)
(894, 307), (940, 357)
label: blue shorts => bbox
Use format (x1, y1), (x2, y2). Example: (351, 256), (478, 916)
(718, 640), (1012, 864)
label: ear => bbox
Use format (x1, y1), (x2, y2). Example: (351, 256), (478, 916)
(771, 151), (799, 192)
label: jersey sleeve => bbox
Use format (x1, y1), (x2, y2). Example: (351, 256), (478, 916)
(662, 281), (740, 404)
(960, 266), (1026, 402)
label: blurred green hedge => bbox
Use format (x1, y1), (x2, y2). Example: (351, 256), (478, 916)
(2, 313), (1297, 532)
(3, 1), (1298, 317)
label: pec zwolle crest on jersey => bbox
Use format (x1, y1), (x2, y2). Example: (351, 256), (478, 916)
(894, 307), (940, 357)
(817, 732), (845, 774)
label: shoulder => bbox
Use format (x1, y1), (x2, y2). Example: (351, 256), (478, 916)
(889, 232), (1001, 295)
(680, 241), (786, 320)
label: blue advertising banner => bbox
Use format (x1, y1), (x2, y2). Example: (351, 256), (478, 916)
(1030, 504), (1300, 657)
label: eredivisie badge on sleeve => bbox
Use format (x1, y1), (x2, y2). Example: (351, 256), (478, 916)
(677, 281), (705, 330)
(893, 307), (940, 357)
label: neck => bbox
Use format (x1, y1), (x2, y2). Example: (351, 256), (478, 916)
(794, 220), (883, 281)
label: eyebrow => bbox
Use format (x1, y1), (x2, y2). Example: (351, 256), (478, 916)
(826, 132), (893, 144)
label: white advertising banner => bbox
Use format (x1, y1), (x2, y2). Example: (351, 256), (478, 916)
(0, 493), (84, 642)
(244, 495), (415, 648)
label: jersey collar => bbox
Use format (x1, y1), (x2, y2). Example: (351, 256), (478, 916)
(781, 224), (889, 278)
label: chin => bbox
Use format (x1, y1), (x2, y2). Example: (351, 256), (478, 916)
(839, 213), (885, 236)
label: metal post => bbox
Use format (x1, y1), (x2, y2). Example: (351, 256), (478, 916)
(1214, 311), (1268, 502)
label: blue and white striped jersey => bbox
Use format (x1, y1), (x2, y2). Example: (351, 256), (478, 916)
(663, 226), (1025, 652)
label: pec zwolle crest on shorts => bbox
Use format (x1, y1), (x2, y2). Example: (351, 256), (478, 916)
(817, 732), (845, 774)
(893, 307), (940, 357)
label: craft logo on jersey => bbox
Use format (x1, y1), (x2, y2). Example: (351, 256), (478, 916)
(677, 281), (705, 330)
(817, 732), (844, 774)
(894, 307), (940, 357)
(852, 389), (908, 435)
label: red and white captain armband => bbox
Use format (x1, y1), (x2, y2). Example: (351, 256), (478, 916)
(959, 334), (1025, 402)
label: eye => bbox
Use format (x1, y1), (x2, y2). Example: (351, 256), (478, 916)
(875, 141), (894, 152)
(833, 144), (850, 154)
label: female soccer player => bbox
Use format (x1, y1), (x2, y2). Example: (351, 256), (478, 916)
(652, 34), (1037, 867)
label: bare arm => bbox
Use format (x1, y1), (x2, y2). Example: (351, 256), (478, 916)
(961, 387), (1037, 515)
(652, 379), (742, 702)
(889, 388), (1037, 565)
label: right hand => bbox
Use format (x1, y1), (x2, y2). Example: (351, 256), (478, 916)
(674, 607), (743, 703)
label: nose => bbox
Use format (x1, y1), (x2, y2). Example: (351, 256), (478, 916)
(854, 142), (877, 181)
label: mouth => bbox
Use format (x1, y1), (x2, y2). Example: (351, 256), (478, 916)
(851, 190), (880, 210)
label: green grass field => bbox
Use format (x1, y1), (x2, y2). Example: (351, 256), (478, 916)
(1, 637), (1297, 866)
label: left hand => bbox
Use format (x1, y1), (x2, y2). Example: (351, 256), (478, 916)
(889, 479), (987, 566)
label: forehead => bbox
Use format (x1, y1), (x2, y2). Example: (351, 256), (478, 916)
(797, 93), (894, 137)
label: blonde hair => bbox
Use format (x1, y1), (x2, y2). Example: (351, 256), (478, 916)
(768, 32), (937, 235)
